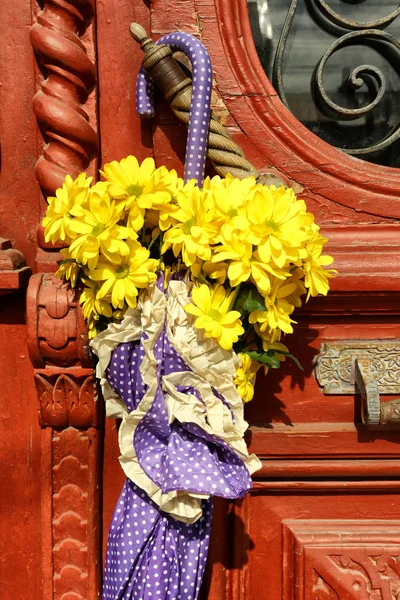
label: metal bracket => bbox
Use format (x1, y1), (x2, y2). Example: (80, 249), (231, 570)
(315, 340), (400, 429)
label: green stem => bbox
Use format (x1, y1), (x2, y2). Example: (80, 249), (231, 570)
(148, 233), (159, 252)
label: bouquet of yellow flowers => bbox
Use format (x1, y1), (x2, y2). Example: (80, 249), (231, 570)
(43, 155), (335, 403)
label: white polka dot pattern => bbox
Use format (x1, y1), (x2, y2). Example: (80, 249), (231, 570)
(136, 33), (213, 187)
(101, 273), (254, 598)
(102, 480), (212, 599)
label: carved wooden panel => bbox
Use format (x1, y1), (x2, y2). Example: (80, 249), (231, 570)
(48, 426), (101, 599)
(26, 273), (101, 599)
(315, 340), (400, 395)
(283, 521), (400, 600)
(0, 0), (396, 597)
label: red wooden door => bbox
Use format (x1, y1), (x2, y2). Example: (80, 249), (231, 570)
(1, 1), (400, 598)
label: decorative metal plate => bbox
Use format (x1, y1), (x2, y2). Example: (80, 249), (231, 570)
(314, 340), (400, 395)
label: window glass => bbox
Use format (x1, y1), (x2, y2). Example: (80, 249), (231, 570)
(247, 0), (400, 167)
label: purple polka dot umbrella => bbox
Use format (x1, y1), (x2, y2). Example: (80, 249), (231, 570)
(136, 32), (213, 187)
(96, 33), (258, 600)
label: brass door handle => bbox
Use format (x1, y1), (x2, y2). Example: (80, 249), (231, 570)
(315, 340), (400, 430)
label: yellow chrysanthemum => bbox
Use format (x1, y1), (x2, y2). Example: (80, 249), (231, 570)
(198, 260), (228, 285)
(184, 284), (244, 350)
(42, 172), (92, 244)
(68, 191), (132, 270)
(112, 306), (128, 322)
(234, 353), (261, 402)
(190, 259), (228, 285)
(101, 156), (181, 231)
(87, 320), (101, 340)
(207, 173), (255, 240)
(55, 248), (81, 287)
(254, 322), (284, 348)
(161, 183), (217, 267)
(89, 242), (158, 309)
(249, 274), (303, 336)
(79, 279), (113, 322)
(303, 229), (336, 299)
(246, 186), (312, 268)
(212, 233), (287, 294)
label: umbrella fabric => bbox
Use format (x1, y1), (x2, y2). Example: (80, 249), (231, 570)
(102, 480), (212, 599)
(92, 276), (261, 599)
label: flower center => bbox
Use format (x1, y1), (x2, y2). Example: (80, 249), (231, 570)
(183, 217), (196, 235)
(227, 209), (237, 218)
(264, 220), (280, 233)
(92, 223), (107, 236)
(208, 309), (222, 322)
(126, 184), (143, 197)
(115, 265), (129, 279)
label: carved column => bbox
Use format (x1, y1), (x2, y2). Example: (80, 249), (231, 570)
(28, 1), (101, 597)
(27, 274), (102, 599)
(30, 0), (97, 195)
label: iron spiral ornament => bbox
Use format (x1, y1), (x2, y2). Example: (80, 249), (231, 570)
(272, 0), (400, 159)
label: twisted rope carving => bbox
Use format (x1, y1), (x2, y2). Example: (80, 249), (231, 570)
(130, 24), (258, 181)
(30, 0), (97, 196)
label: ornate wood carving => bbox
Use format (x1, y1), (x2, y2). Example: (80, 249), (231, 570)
(27, 274), (91, 370)
(35, 372), (98, 428)
(28, 0), (101, 594)
(0, 237), (31, 295)
(40, 426), (101, 599)
(30, 0), (97, 196)
(283, 520), (400, 599)
(27, 273), (101, 598)
(315, 340), (400, 395)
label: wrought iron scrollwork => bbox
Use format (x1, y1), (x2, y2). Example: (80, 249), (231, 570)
(272, 0), (400, 158)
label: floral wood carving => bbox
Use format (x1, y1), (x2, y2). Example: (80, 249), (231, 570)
(283, 520), (400, 600)
(26, 274), (101, 598)
(28, 2), (100, 596)
(35, 372), (98, 428)
(27, 273), (91, 370)
(0, 237), (31, 295)
(30, 0), (97, 196)
(314, 340), (400, 395)
(42, 426), (102, 599)
(26, 273), (98, 426)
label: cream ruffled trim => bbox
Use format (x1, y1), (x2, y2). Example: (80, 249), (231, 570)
(90, 278), (261, 523)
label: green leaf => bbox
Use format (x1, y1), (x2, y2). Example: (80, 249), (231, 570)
(58, 258), (76, 266)
(242, 289), (266, 313)
(242, 350), (282, 369)
(232, 287), (250, 313)
(242, 349), (304, 372)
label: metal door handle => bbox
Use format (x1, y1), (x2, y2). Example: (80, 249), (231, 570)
(355, 357), (400, 429)
(315, 340), (400, 430)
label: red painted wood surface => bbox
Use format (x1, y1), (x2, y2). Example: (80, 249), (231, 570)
(1, 0), (400, 598)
